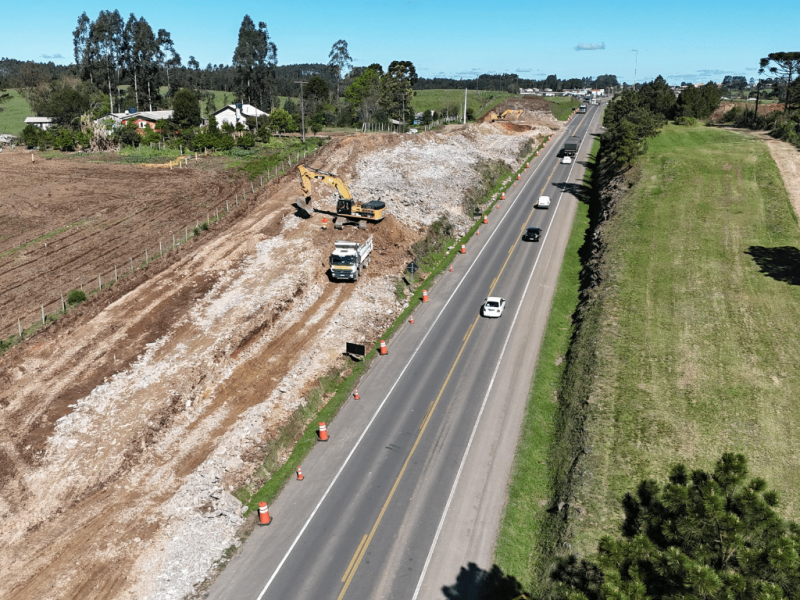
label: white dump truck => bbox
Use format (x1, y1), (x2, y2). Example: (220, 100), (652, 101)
(329, 236), (373, 281)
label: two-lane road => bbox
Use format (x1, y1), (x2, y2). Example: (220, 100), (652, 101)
(209, 102), (604, 600)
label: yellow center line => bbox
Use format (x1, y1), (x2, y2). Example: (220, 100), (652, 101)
(341, 535), (368, 583)
(337, 140), (566, 599)
(462, 318), (477, 342)
(337, 312), (481, 599)
(418, 401), (435, 431)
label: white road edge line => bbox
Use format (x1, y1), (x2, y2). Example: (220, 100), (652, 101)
(411, 105), (603, 599)
(254, 126), (549, 600)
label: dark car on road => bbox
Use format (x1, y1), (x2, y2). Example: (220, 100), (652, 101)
(522, 226), (541, 242)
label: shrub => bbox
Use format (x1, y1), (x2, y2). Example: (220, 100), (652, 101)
(236, 134), (256, 148)
(201, 222), (209, 231)
(675, 115), (697, 126)
(50, 127), (76, 151)
(20, 124), (45, 149)
(67, 289), (87, 305)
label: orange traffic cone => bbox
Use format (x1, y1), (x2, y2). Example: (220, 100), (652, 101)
(483, 215), (488, 224)
(318, 422), (329, 441)
(460, 244), (466, 254)
(379, 340), (388, 355)
(526, 162), (530, 168)
(536, 151), (539, 156)
(409, 316), (414, 324)
(258, 502), (271, 525)
(449, 265), (453, 272)
(476, 230), (480, 235)
(501, 193), (505, 200)
(296, 467), (304, 481)
(422, 290), (429, 302)
(354, 388), (360, 399)
(516, 173), (521, 180)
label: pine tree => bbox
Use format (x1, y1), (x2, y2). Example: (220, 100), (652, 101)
(553, 454), (800, 600)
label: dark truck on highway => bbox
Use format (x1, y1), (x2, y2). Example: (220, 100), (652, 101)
(562, 135), (581, 157)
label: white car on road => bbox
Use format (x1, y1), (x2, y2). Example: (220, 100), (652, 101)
(481, 297), (506, 318)
(561, 155), (573, 164)
(536, 196), (551, 209)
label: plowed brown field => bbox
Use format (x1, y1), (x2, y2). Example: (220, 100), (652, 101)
(0, 152), (246, 338)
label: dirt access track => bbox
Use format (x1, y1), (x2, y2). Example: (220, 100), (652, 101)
(0, 116), (559, 599)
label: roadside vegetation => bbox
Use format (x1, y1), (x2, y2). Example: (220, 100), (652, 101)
(547, 97), (581, 120)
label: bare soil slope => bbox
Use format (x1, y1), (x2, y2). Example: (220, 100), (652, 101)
(0, 121), (554, 599)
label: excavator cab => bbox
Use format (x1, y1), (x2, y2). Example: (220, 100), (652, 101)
(337, 199), (353, 215)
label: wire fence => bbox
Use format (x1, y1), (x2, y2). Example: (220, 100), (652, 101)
(360, 116), (461, 134)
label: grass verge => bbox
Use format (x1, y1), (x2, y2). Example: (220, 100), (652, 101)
(548, 98), (581, 121)
(493, 138), (598, 594)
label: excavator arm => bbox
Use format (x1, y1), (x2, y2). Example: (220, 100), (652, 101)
(298, 164), (353, 202)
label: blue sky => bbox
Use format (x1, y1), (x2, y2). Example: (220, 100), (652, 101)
(1, 0), (798, 86)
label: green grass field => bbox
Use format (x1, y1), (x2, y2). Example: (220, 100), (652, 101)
(410, 89), (514, 118)
(0, 89), (32, 136)
(566, 125), (800, 559)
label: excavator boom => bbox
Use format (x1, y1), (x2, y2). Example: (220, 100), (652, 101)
(298, 164), (353, 201)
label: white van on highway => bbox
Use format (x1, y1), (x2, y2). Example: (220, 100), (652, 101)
(536, 196), (551, 209)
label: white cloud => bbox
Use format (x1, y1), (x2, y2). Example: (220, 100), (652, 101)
(575, 43), (605, 51)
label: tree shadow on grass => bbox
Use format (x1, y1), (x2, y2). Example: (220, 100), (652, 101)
(552, 180), (591, 205)
(441, 562), (529, 600)
(745, 246), (800, 285)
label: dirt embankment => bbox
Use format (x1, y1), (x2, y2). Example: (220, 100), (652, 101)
(0, 118), (558, 600)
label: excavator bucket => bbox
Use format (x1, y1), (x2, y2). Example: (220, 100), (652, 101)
(293, 196), (313, 219)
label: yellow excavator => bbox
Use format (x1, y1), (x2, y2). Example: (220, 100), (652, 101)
(295, 164), (386, 230)
(491, 109), (523, 122)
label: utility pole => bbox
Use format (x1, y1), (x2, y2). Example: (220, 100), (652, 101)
(295, 80), (307, 143)
(632, 49), (639, 89)
(463, 88), (467, 124)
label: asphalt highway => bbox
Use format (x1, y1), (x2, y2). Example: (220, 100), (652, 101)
(208, 102), (605, 600)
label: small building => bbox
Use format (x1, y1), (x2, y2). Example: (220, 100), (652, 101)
(100, 109), (174, 131)
(210, 104), (269, 130)
(122, 110), (174, 130)
(24, 117), (54, 131)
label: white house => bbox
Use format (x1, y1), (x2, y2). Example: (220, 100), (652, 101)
(24, 117), (54, 131)
(210, 104), (269, 130)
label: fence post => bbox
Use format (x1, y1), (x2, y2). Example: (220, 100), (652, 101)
(145, 248), (148, 263)
(130, 257), (133, 273)
(260, 176), (263, 187)
(18, 318), (22, 337)
(61, 292), (65, 311)
(215, 207), (219, 220)
(185, 225), (187, 240)
(115, 265), (118, 281)
(251, 182), (255, 194)
(207, 211), (210, 224)
(41, 306), (45, 325)
(172, 233), (175, 248)
(226, 198), (229, 212)
(159, 240), (162, 256)
(98, 274), (101, 290)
